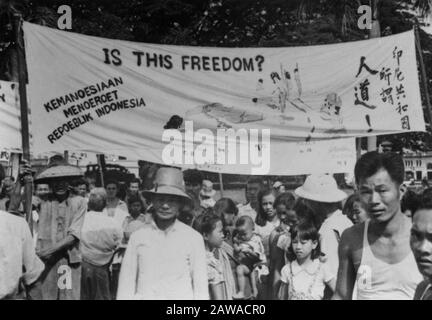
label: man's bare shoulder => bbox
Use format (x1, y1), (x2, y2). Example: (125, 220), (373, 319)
(340, 222), (364, 247)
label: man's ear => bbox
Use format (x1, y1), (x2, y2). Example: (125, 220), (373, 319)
(399, 184), (407, 201)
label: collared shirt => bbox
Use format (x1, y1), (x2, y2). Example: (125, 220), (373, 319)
(280, 259), (333, 300)
(106, 199), (128, 217)
(117, 218), (209, 300)
(237, 202), (257, 221)
(414, 280), (432, 300)
(112, 213), (151, 264)
(37, 195), (87, 264)
(80, 210), (123, 266)
(0, 210), (45, 299)
(318, 209), (353, 278)
(104, 206), (129, 227)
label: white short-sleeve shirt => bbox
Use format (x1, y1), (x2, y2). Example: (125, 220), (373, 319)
(280, 259), (334, 300)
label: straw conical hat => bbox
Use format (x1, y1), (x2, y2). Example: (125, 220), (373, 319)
(35, 165), (83, 182)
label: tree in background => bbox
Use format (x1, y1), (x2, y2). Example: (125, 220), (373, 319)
(1, 0), (432, 153)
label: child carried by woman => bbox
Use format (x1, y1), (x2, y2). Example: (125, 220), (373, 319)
(232, 216), (269, 299)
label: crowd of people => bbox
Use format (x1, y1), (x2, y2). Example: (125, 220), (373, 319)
(1, 151), (432, 300)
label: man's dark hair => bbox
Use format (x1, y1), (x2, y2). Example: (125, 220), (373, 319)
(354, 151), (404, 185)
(127, 194), (145, 207)
(70, 178), (88, 187)
(416, 188), (432, 217)
(128, 177), (141, 187)
(105, 180), (119, 188)
(246, 177), (264, 187)
(401, 189), (421, 214)
(183, 169), (203, 186)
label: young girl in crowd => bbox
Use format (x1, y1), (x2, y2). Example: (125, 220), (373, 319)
(278, 222), (336, 300)
(255, 188), (280, 259)
(214, 197), (239, 246)
(342, 193), (369, 224)
(268, 192), (297, 298)
(233, 216), (268, 299)
(193, 213), (236, 300)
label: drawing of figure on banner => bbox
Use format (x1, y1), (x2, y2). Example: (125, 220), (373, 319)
(186, 103), (264, 129)
(319, 92), (347, 134)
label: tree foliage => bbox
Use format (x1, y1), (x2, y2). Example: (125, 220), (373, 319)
(1, 0), (432, 152)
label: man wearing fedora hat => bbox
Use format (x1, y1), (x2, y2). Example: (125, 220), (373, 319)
(295, 174), (352, 290)
(117, 167), (208, 300)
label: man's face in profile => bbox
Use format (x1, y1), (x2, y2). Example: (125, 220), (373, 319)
(410, 209), (432, 279)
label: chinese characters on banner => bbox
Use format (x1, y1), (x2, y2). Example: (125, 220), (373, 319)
(21, 23), (426, 174)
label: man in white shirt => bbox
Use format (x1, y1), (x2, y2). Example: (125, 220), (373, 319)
(117, 167), (208, 300)
(80, 188), (123, 300)
(295, 174), (352, 287)
(0, 163), (44, 300)
(0, 210), (45, 299)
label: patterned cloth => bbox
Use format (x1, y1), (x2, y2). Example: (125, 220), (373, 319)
(206, 250), (224, 285)
(280, 259), (333, 300)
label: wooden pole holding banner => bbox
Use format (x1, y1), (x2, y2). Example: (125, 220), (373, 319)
(414, 24), (432, 129)
(13, 13), (33, 229)
(366, 0), (380, 152)
(218, 172), (224, 198)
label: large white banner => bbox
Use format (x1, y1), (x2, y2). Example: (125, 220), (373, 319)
(23, 22), (424, 174)
(0, 80), (22, 151)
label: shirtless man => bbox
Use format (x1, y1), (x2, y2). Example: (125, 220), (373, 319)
(334, 152), (423, 300)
